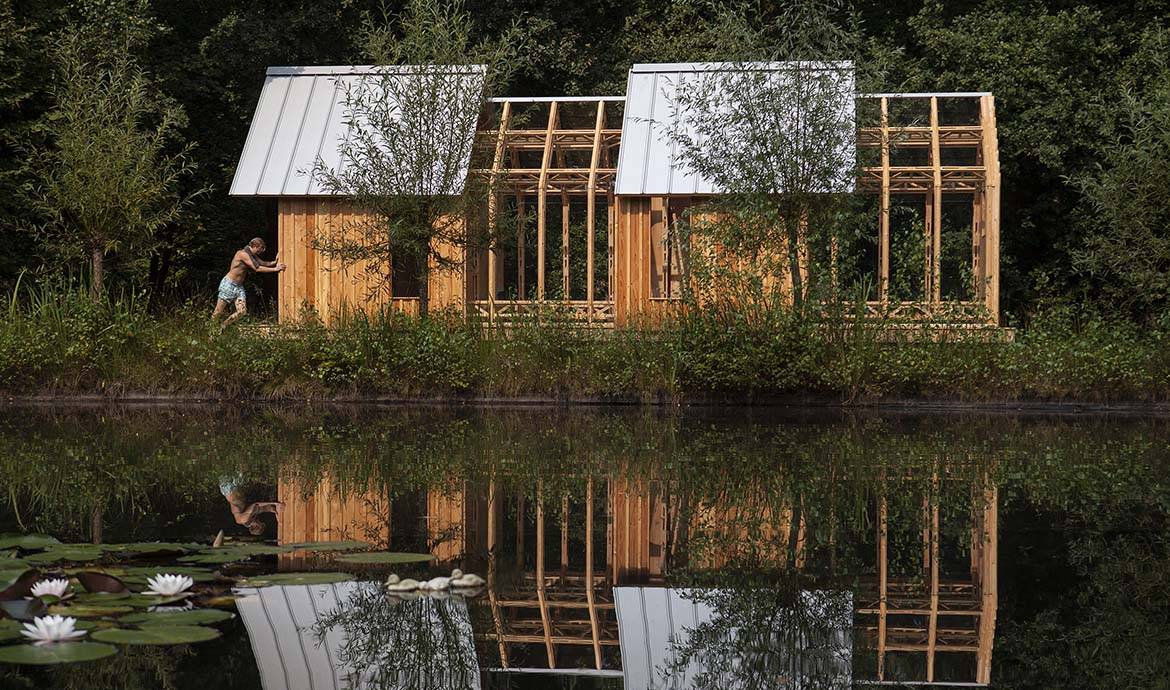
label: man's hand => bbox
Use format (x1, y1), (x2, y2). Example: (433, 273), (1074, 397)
(276, 263), (287, 272)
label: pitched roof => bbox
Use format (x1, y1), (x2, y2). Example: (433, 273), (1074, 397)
(229, 65), (486, 197)
(614, 61), (856, 196)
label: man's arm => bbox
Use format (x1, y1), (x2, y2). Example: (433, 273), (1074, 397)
(242, 252), (286, 273)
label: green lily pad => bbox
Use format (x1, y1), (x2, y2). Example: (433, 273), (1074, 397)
(0, 642), (117, 665)
(91, 624), (220, 645)
(25, 547), (105, 564)
(0, 534), (60, 551)
(334, 552), (433, 566)
(240, 572), (355, 586)
(74, 591), (131, 603)
(48, 603), (133, 618)
(0, 566), (32, 588)
(0, 558), (27, 569)
(118, 594), (190, 608)
(104, 542), (205, 555)
(177, 552), (249, 565)
(285, 540), (372, 552)
(119, 609), (234, 626)
(0, 618), (22, 642)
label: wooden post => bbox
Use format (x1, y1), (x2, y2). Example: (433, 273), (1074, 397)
(487, 102), (512, 318)
(976, 480), (998, 684)
(587, 101), (604, 321)
(878, 491), (888, 681)
(516, 494), (525, 572)
(560, 494), (569, 580)
(980, 95), (1001, 324)
(537, 102), (558, 301)
(535, 482), (555, 667)
(486, 480), (509, 667)
(879, 97), (891, 307)
(930, 97), (943, 304)
(927, 469), (940, 682)
(585, 478), (602, 669)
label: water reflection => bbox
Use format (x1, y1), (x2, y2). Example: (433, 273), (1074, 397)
(235, 583), (479, 690)
(268, 464), (998, 686)
(3, 407), (1169, 689)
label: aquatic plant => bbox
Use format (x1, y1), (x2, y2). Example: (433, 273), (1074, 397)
(20, 615), (86, 645)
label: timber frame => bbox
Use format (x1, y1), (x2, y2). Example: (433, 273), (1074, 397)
(272, 90), (1002, 330)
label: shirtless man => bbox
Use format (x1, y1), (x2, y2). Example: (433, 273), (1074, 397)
(219, 475), (283, 536)
(211, 237), (286, 325)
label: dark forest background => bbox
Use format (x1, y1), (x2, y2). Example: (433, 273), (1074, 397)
(3, 0), (1170, 325)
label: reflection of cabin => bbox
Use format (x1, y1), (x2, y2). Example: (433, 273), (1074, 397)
(274, 471), (997, 685)
(231, 63), (1002, 330)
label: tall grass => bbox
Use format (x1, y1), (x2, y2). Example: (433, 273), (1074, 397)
(0, 283), (1168, 402)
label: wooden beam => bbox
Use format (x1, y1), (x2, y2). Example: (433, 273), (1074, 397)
(537, 102), (558, 300)
(878, 491), (888, 681)
(980, 95), (1002, 324)
(585, 478), (602, 669)
(516, 494), (525, 572)
(927, 470), (941, 682)
(486, 480), (509, 667)
(560, 493), (569, 579)
(535, 482), (555, 667)
(587, 101), (604, 320)
(879, 97), (891, 306)
(976, 480), (998, 684)
(487, 102), (512, 315)
(930, 97), (943, 304)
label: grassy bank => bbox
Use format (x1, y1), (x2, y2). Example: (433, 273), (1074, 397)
(1, 286), (1168, 403)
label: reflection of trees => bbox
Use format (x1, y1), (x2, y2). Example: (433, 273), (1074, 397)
(662, 576), (852, 690)
(312, 582), (480, 690)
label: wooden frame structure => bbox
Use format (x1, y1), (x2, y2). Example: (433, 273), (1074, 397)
(467, 97), (623, 326)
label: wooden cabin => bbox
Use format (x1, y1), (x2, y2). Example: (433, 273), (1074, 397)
(231, 64), (1001, 330)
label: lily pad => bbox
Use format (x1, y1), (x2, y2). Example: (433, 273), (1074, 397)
(75, 571), (129, 594)
(105, 542), (203, 555)
(48, 603), (133, 618)
(334, 552), (433, 566)
(0, 571), (41, 602)
(240, 572), (355, 586)
(0, 534), (60, 551)
(74, 591), (131, 603)
(91, 624), (220, 645)
(285, 540), (372, 552)
(0, 598), (46, 621)
(25, 547), (105, 564)
(119, 609), (234, 626)
(0, 642), (117, 665)
(0, 618), (22, 642)
(0, 558), (27, 569)
(117, 594), (190, 608)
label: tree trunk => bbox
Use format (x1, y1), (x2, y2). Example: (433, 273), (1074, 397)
(90, 505), (103, 545)
(91, 245), (105, 302)
(786, 222), (804, 313)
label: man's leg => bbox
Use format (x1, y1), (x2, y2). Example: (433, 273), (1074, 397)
(221, 297), (248, 326)
(211, 299), (229, 321)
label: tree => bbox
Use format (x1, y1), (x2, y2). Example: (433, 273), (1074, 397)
(29, 11), (199, 300)
(1070, 29), (1170, 319)
(311, 0), (517, 317)
(662, 0), (865, 314)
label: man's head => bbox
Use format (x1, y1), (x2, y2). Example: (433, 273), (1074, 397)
(248, 237), (266, 253)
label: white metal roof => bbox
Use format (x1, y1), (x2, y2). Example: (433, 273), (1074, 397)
(235, 582), (480, 690)
(230, 65), (486, 197)
(615, 61), (856, 196)
(614, 586), (853, 689)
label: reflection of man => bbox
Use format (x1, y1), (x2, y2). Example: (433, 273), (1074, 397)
(219, 476), (283, 535)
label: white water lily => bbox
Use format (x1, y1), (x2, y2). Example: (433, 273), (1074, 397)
(145, 574), (194, 597)
(29, 578), (71, 600)
(20, 615), (86, 646)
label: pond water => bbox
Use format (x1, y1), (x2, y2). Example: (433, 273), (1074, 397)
(0, 405), (1167, 690)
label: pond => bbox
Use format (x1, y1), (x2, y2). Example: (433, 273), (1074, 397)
(0, 405), (1167, 689)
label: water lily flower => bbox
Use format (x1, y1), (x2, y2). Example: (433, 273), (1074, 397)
(145, 574), (194, 597)
(20, 615), (86, 645)
(29, 578), (71, 600)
